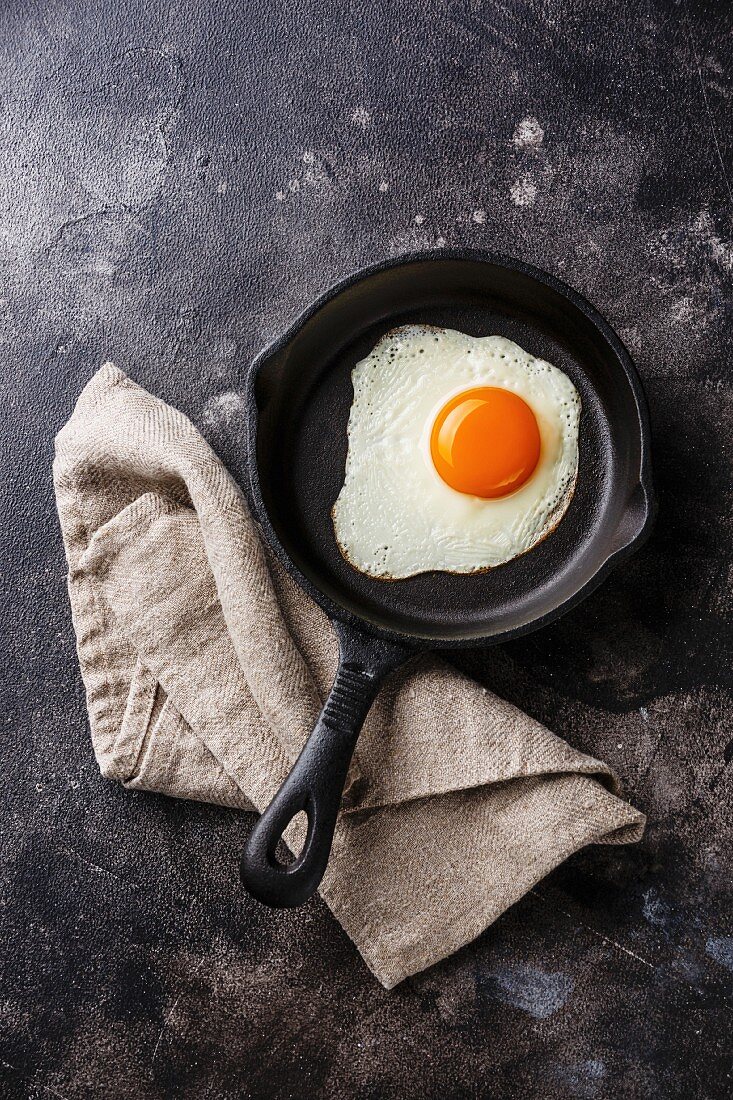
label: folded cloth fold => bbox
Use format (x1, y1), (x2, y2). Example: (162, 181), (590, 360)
(53, 363), (645, 989)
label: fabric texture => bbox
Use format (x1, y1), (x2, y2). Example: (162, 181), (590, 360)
(53, 363), (645, 989)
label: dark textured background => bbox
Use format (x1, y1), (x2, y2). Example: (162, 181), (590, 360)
(1, 0), (732, 1097)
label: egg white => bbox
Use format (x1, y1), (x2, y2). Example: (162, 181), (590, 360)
(332, 325), (581, 579)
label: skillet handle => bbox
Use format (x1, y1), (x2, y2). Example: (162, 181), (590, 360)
(240, 622), (410, 908)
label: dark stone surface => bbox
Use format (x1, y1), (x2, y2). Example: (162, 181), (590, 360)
(1, 0), (731, 1096)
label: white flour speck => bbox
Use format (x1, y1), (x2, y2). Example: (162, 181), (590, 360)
(670, 297), (694, 323)
(414, 214), (425, 225)
(512, 116), (544, 148)
(472, 209), (486, 224)
(351, 107), (372, 129)
(202, 391), (246, 432)
(302, 150), (315, 163)
(378, 180), (389, 192)
(288, 178), (300, 192)
(217, 179), (228, 194)
(483, 964), (574, 1019)
(706, 936), (733, 973)
(693, 210), (733, 270)
(510, 176), (538, 206)
(275, 190), (285, 201)
(302, 153), (332, 190)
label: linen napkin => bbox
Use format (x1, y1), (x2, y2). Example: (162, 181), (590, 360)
(53, 362), (645, 989)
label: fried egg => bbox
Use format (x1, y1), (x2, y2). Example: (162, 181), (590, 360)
(331, 325), (581, 579)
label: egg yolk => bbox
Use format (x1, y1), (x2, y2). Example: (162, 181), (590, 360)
(430, 386), (541, 498)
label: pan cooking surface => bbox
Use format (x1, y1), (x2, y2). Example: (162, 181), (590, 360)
(290, 308), (604, 623)
(249, 255), (651, 643)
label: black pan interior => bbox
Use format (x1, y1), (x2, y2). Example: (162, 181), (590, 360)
(249, 255), (650, 644)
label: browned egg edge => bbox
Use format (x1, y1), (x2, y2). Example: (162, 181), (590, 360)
(331, 468), (579, 583)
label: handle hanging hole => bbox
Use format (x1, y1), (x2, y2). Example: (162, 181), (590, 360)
(273, 809), (310, 867)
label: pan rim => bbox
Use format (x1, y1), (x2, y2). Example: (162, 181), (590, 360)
(243, 248), (656, 648)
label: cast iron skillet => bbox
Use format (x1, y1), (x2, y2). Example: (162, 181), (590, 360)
(238, 249), (654, 908)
